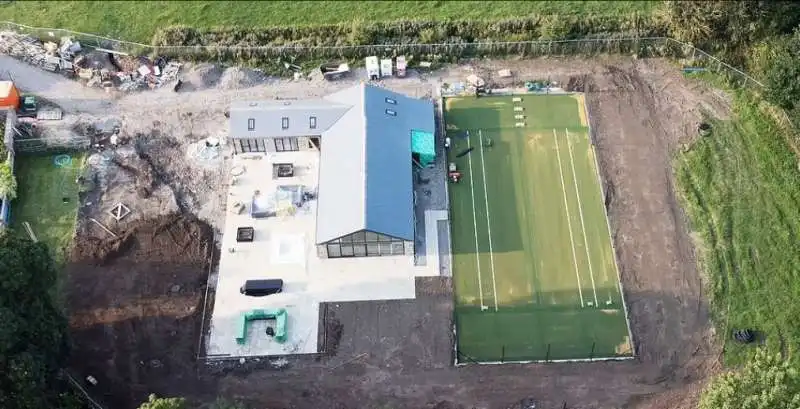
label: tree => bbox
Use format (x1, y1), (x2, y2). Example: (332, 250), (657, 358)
(0, 161), (17, 200)
(138, 394), (187, 409)
(699, 348), (800, 409)
(0, 233), (69, 409)
(763, 29), (800, 111)
(660, 1), (800, 63)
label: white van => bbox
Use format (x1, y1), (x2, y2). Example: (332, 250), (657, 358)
(380, 58), (393, 78)
(365, 56), (380, 80)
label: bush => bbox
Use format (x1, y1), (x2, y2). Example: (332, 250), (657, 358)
(699, 349), (800, 409)
(150, 13), (667, 66)
(763, 29), (800, 111)
(138, 395), (186, 409)
(0, 161), (16, 200)
(660, 1), (800, 66)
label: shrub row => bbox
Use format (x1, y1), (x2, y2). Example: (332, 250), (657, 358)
(150, 14), (669, 67)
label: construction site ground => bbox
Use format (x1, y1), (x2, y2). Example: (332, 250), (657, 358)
(0, 53), (730, 409)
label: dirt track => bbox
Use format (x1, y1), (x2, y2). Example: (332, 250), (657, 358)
(0, 54), (731, 409)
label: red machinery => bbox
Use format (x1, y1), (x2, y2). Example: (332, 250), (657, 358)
(448, 162), (461, 183)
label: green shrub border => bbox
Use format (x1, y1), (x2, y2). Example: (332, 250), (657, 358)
(149, 14), (668, 69)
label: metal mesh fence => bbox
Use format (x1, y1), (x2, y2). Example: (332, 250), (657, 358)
(0, 20), (761, 89)
(457, 341), (634, 364)
(1, 21), (149, 53)
(13, 136), (91, 155)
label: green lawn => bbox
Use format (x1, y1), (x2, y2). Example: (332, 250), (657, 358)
(10, 154), (85, 266)
(676, 94), (800, 366)
(0, 1), (659, 44)
(445, 95), (631, 362)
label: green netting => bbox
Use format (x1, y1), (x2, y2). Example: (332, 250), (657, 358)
(411, 129), (435, 166)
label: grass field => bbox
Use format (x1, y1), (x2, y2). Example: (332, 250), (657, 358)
(444, 94), (631, 362)
(11, 154), (85, 266)
(676, 93), (800, 366)
(0, 1), (659, 44)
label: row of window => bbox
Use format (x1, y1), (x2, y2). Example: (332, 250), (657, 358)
(326, 230), (402, 244)
(235, 137), (300, 153)
(274, 137), (300, 152)
(236, 138), (267, 153)
(247, 116), (318, 131)
(327, 242), (405, 258)
(245, 98), (401, 131)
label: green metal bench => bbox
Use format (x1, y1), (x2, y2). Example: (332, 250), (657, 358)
(235, 308), (288, 345)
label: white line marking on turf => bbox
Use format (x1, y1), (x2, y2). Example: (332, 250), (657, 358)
(479, 129), (499, 312)
(466, 130), (485, 309)
(553, 129), (584, 308)
(566, 128), (599, 307)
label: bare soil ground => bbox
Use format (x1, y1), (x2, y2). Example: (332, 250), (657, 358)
(65, 215), (213, 408)
(0, 52), (730, 409)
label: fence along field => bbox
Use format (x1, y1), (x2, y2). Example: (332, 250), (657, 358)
(0, 1), (658, 44)
(445, 94), (632, 363)
(0, 19), (765, 90)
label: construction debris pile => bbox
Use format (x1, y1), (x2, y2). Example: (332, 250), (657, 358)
(0, 31), (181, 93)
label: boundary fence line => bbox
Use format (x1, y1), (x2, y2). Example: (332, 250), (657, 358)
(455, 345), (635, 366)
(61, 369), (108, 409)
(12, 136), (91, 154)
(0, 21), (763, 89)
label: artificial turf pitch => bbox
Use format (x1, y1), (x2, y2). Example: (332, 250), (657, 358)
(444, 94), (632, 362)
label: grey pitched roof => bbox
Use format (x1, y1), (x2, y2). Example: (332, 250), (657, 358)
(314, 85), (367, 243)
(227, 83), (435, 245)
(229, 99), (351, 138)
(315, 84), (435, 244)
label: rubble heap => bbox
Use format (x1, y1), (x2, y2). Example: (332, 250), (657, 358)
(0, 31), (181, 93)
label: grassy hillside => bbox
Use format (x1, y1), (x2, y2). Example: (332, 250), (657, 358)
(676, 93), (800, 365)
(0, 1), (660, 44)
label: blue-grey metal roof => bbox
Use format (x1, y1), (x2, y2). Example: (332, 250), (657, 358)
(315, 84), (434, 244)
(228, 84), (434, 245)
(363, 85), (435, 242)
(229, 99), (351, 139)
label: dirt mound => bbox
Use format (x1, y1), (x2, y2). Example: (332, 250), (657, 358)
(565, 74), (599, 93)
(70, 214), (211, 264)
(217, 67), (266, 90)
(79, 144), (181, 236)
(110, 154), (157, 199)
(182, 63), (223, 91)
(66, 214), (213, 408)
(566, 75), (587, 92)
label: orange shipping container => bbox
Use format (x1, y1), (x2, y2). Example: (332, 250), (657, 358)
(0, 81), (20, 110)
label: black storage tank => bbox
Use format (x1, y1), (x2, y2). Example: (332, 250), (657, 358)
(240, 279), (284, 297)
